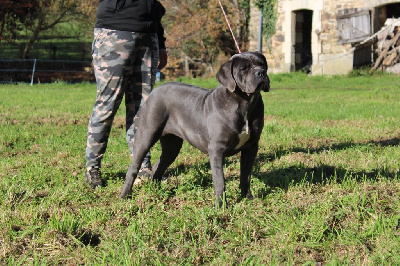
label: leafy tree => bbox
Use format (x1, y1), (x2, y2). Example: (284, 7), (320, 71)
(0, 0), (96, 59)
(230, 0), (251, 52)
(162, 0), (250, 77)
(253, 0), (278, 41)
(0, 0), (37, 42)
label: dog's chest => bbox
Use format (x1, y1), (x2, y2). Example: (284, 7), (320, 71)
(234, 96), (254, 150)
(235, 119), (250, 149)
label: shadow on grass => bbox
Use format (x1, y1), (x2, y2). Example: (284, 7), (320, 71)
(104, 136), (400, 200)
(261, 136), (400, 164)
(76, 229), (102, 247)
(254, 164), (399, 198)
(254, 136), (400, 197)
(103, 171), (126, 187)
(104, 161), (215, 188)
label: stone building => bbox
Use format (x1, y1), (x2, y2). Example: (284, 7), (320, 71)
(249, 0), (400, 75)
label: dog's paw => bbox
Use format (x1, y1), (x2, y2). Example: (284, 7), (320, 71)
(246, 193), (254, 200)
(119, 186), (133, 200)
(241, 189), (254, 200)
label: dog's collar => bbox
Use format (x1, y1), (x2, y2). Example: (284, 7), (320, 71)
(232, 87), (259, 99)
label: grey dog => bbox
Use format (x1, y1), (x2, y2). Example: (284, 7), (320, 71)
(119, 51), (270, 207)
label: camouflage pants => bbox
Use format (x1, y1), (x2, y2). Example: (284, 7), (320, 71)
(85, 28), (159, 170)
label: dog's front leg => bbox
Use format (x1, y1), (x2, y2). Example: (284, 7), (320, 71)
(208, 146), (227, 208)
(239, 144), (258, 199)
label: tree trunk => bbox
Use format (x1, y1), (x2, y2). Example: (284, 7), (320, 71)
(20, 16), (43, 59)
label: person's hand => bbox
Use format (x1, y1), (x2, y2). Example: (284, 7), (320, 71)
(158, 49), (168, 70)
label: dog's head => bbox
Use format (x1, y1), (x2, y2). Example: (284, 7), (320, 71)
(216, 51), (270, 95)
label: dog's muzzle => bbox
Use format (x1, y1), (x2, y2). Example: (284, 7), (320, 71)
(256, 75), (270, 92)
(258, 81), (270, 92)
(254, 68), (270, 92)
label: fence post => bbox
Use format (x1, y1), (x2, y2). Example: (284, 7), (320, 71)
(30, 59), (37, 86)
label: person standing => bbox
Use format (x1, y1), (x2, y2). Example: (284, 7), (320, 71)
(85, 0), (168, 188)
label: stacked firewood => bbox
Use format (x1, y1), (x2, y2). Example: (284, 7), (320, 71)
(370, 18), (400, 74)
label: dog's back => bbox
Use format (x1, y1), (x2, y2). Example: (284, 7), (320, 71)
(149, 82), (211, 112)
(138, 82), (213, 153)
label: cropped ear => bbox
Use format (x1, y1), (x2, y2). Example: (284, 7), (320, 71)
(216, 60), (236, 92)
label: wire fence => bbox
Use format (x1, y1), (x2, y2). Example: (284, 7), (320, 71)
(0, 59), (94, 85)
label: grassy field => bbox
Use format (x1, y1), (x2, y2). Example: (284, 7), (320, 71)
(1, 72), (400, 264)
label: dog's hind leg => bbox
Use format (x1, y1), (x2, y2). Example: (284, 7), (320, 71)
(119, 125), (163, 199)
(119, 100), (170, 199)
(239, 145), (258, 199)
(119, 158), (141, 199)
(152, 134), (183, 182)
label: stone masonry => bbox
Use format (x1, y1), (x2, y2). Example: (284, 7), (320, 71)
(249, 0), (400, 75)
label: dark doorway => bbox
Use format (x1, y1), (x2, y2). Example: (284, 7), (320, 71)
(386, 3), (400, 19)
(371, 3), (400, 67)
(293, 9), (313, 72)
(374, 3), (400, 33)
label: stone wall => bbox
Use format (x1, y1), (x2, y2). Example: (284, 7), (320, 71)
(249, 0), (400, 75)
(249, 1), (285, 73)
(313, 0), (361, 74)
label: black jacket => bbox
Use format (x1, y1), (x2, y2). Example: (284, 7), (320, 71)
(95, 0), (166, 49)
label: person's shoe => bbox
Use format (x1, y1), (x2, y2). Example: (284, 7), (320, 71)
(85, 168), (103, 189)
(134, 167), (152, 185)
(138, 167), (152, 178)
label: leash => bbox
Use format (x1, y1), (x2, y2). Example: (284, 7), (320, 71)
(217, 0), (242, 53)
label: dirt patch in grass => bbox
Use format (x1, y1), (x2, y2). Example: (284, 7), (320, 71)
(296, 138), (339, 150)
(2, 116), (87, 126)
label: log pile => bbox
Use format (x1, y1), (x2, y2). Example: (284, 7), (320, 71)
(370, 18), (400, 74)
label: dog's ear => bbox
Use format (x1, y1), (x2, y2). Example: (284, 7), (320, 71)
(216, 59), (236, 92)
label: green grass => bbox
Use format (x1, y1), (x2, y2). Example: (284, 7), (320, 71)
(1, 72), (400, 264)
